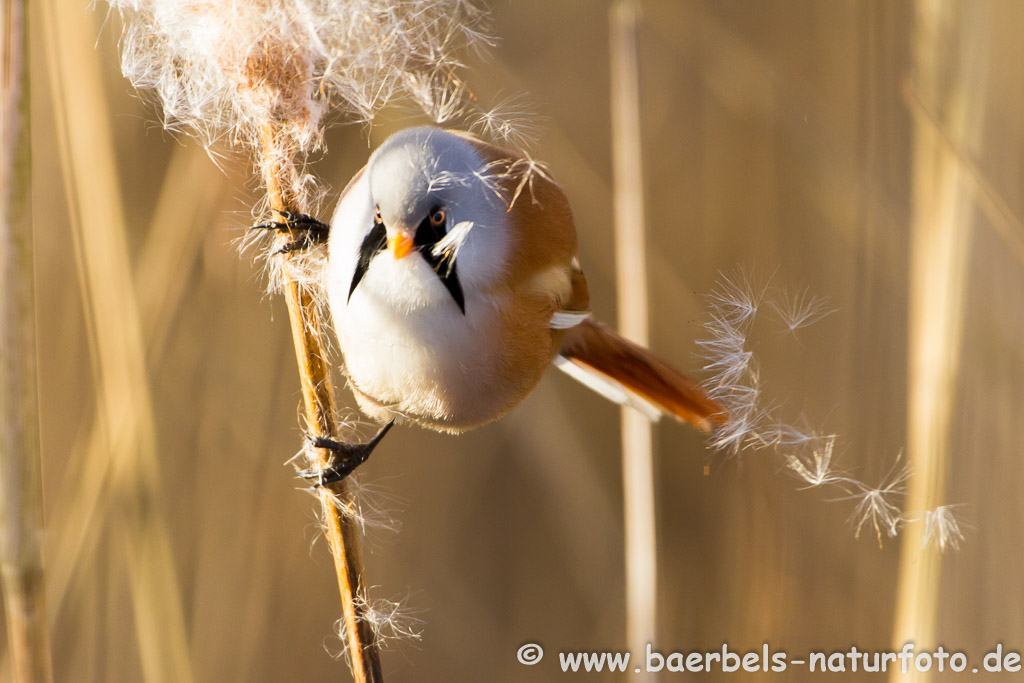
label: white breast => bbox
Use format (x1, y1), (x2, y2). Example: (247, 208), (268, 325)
(324, 166), (519, 431)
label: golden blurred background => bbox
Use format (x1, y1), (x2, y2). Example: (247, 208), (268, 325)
(3, 0), (1023, 681)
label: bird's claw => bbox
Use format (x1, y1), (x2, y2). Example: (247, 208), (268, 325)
(299, 421), (394, 486)
(250, 210), (330, 255)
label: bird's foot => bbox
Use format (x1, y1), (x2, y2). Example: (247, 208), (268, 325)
(250, 210), (330, 255)
(299, 421), (394, 486)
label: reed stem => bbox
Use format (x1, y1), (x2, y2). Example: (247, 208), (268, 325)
(891, 3), (988, 680)
(0, 1), (54, 680)
(40, 2), (195, 680)
(257, 123), (382, 683)
(610, 0), (657, 670)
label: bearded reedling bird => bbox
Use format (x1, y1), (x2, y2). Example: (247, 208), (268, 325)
(261, 127), (725, 482)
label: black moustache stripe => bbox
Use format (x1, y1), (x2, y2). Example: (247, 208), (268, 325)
(348, 222), (387, 303)
(347, 214), (466, 314)
(414, 214), (466, 314)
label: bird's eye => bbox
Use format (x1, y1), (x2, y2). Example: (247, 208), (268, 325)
(429, 208), (446, 227)
(373, 206), (382, 224)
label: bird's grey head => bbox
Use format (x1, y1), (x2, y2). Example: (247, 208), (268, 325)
(368, 127), (479, 232)
(343, 127), (510, 314)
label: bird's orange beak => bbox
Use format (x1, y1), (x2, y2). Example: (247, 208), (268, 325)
(387, 230), (414, 260)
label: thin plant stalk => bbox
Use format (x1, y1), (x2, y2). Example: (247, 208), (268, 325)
(0, 0), (55, 680)
(891, 2), (987, 680)
(40, 2), (194, 680)
(611, 0), (657, 667)
(257, 124), (382, 682)
(43, 143), (224, 630)
(101, 2), (492, 676)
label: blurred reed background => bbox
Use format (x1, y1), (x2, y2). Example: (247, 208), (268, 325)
(2, 0), (1023, 681)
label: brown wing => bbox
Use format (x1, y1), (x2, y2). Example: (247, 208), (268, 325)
(456, 132), (581, 308)
(559, 318), (727, 431)
(456, 132), (723, 430)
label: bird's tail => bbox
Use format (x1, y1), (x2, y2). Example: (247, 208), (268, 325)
(556, 318), (727, 431)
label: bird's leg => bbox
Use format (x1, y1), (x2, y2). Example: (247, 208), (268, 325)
(299, 421), (394, 486)
(250, 210), (330, 255)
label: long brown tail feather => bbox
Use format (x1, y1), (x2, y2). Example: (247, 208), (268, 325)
(558, 318), (727, 431)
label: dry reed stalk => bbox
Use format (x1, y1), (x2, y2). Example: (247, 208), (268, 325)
(891, 2), (988, 679)
(902, 81), (1024, 270)
(134, 146), (232, 357)
(39, 2), (194, 680)
(610, 0), (658, 666)
(102, 3), (499, 679)
(101, 3), (493, 675)
(257, 122), (382, 682)
(43, 145), (224, 625)
(0, 1), (55, 680)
